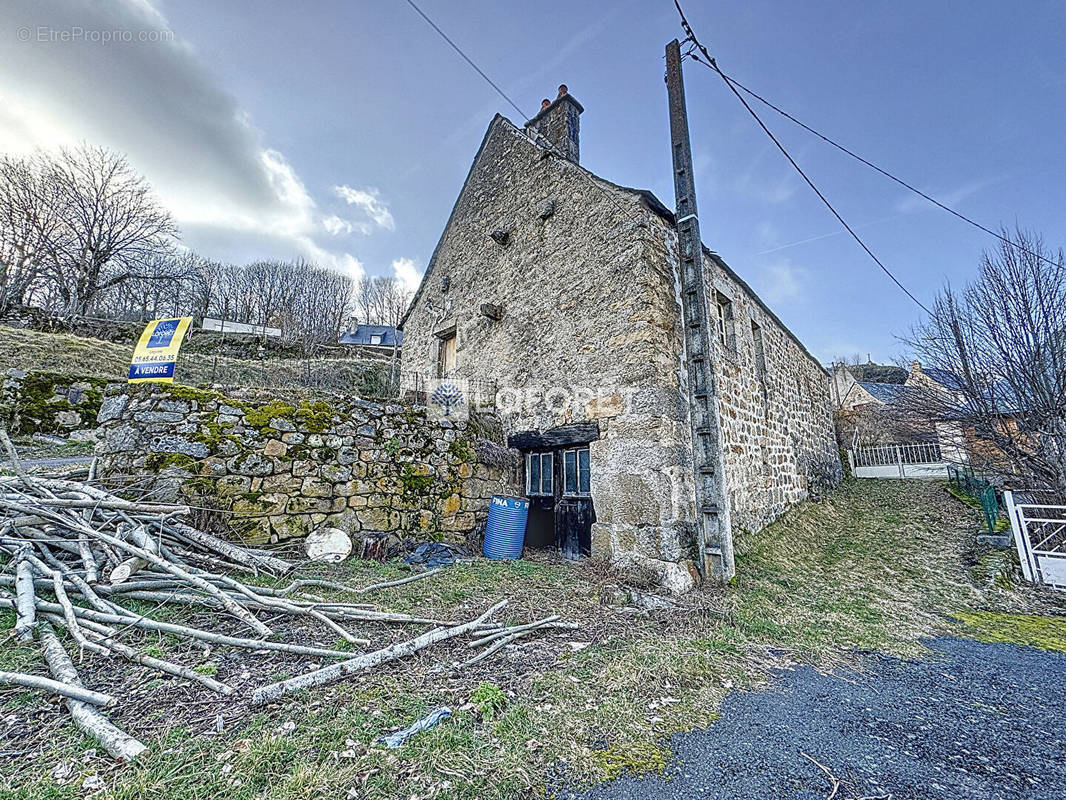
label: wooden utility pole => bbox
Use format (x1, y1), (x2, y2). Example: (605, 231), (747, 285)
(665, 39), (734, 580)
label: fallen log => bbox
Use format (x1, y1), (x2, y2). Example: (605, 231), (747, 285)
(0, 669), (116, 707)
(13, 550), (35, 642)
(251, 600), (508, 706)
(37, 622), (147, 762)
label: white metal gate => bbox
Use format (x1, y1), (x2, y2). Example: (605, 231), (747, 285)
(1004, 490), (1066, 591)
(848, 442), (948, 479)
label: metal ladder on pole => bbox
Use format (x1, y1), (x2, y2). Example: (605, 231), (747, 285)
(665, 39), (735, 580)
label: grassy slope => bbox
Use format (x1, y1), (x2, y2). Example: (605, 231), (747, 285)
(0, 325), (387, 393)
(2, 480), (1062, 800)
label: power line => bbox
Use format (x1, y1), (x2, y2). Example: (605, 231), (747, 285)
(403, 0), (527, 121)
(674, 1), (932, 315)
(713, 70), (1060, 270)
(673, 1), (1057, 271)
(402, 0), (662, 242)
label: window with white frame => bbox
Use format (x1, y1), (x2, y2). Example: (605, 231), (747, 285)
(562, 447), (591, 496)
(370, 334), (383, 345)
(526, 452), (553, 496)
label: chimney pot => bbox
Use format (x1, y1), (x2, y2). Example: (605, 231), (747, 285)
(541, 98), (551, 110)
(557, 84), (568, 98)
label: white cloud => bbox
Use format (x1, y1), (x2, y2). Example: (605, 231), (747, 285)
(391, 257), (424, 295)
(322, 215), (355, 236)
(893, 177), (999, 215)
(756, 260), (807, 306)
(0, 0), (367, 276)
(334, 185), (395, 232)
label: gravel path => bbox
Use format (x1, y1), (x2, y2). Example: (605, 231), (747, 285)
(2, 455), (92, 470)
(570, 638), (1066, 800)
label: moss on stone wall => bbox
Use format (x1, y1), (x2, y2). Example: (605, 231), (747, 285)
(448, 437), (475, 463)
(4, 370), (107, 434)
(162, 384), (224, 406)
(145, 452), (198, 472)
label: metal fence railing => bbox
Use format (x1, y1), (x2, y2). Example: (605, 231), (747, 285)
(853, 442), (943, 468)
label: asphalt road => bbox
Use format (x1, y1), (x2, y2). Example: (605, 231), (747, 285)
(570, 638), (1066, 800)
(1, 455), (92, 471)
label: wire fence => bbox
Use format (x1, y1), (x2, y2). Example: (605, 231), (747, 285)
(948, 464), (1000, 535)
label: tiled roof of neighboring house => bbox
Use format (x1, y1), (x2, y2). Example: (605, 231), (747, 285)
(857, 381), (908, 405)
(921, 367), (966, 391)
(846, 363), (907, 383)
(339, 324), (402, 347)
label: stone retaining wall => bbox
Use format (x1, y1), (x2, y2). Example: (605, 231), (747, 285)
(94, 384), (519, 547)
(2, 368), (107, 436)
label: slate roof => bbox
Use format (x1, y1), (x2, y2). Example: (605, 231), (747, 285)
(921, 368), (966, 392)
(339, 324), (402, 347)
(856, 381), (908, 405)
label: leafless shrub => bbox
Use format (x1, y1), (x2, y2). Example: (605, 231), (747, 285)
(900, 227), (1066, 491)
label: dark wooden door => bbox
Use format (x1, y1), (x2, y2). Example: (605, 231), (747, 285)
(556, 498), (594, 559)
(521, 445), (595, 559)
(523, 451), (556, 550)
(555, 446), (594, 559)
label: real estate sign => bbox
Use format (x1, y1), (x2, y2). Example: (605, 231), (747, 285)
(128, 317), (193, 383)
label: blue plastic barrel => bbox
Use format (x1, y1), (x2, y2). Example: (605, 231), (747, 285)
(483, 495), (530, 559)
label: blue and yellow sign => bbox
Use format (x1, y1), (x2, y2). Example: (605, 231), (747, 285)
(128, 317), (193, 383)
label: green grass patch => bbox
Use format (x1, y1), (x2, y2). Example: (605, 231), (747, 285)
(953, 609), (1066, 652)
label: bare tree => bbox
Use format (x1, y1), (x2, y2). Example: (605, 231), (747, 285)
(900, 228), (1066, 492)
(29, 145), (178, 318)
(355, 274), (412, 327)
(0, 154), (63, 311)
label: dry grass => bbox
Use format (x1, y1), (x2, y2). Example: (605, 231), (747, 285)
(1, 479), (1055, 800)
(0, 325), (389, 396)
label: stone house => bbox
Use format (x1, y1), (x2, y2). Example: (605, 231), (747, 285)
(399, 87), (838, 590)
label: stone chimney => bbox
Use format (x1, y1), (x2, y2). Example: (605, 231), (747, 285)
(526, 84), (583, 164)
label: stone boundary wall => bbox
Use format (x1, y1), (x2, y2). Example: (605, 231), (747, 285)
(2, 368), (107, 436)
(95, 384), (519, 548)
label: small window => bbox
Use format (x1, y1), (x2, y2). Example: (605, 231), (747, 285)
(526, 452), (553, 496)
(751, 319), (766, 379)
(370, 334), (383, 346)
(437, 331), (456, 376)
(563, 447), (591, 496)
(715, 292), (734, 351)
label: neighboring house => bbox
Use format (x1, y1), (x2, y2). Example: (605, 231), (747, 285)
(399, 87), (838, 590)
(904, 360), (966, 394)
(838, 379), (908, 411)
(829, 361), (907, 409)
(339, 324), (402, 349)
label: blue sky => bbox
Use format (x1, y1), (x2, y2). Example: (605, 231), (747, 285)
(2, 1), (1063, 364)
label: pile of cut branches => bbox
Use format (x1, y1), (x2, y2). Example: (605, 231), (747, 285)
(0, 467), (574, 762)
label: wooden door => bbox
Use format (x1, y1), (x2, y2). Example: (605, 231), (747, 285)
(555, 446), (594, 559)
(523, 451), (555, 549)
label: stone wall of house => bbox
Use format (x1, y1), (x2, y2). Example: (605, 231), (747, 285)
(699, 248), (841, 532)
(1, 368), (107, 436)
(399, 115), (701, 584)
(94, 384), (519, 547)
